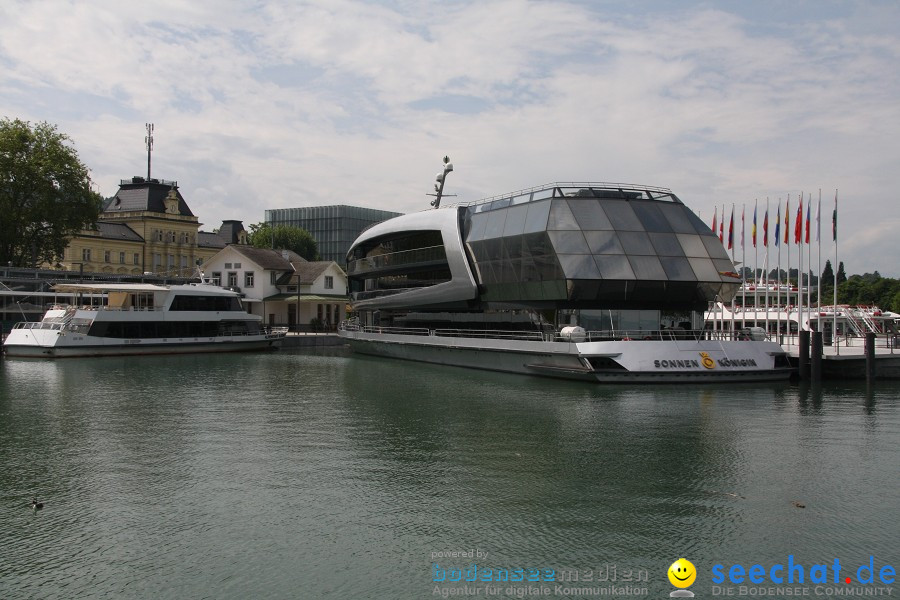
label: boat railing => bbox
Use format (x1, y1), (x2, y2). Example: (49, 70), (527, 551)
(12, 321), (67, 331)
(347, 245), (447, 275)
(433, 328), (545, 341)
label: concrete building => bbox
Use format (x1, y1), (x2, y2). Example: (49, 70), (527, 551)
(265, 205), (402, 264)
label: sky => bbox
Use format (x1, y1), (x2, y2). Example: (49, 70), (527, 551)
(2, 0), (899, 277)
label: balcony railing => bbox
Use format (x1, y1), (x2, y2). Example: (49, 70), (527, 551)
(347, 245), (446, 275)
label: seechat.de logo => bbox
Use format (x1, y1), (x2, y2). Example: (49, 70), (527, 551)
(669, 558), (697, 597)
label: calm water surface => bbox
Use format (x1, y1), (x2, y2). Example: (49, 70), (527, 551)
(1, 349), (897, 599)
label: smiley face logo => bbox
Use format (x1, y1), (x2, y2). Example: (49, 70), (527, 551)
(668, 558), (697, 588)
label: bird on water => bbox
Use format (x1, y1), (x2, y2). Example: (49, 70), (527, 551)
(30, 497), (43, 511)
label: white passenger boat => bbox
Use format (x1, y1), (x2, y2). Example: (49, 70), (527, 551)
(3, 282), (286, 357)
(339, 163), (791, 383)
(706, 281), (900, 347)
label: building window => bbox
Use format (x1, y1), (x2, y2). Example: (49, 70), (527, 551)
(212, 271), (222, 285)
(154, 253), (161, 269)
(168, 255), (175, 270)
(324, 275), (334, 290)
(270, 271), (277, 285)
(225, 263), (232, 269)
(234, 262), (241, 268)
(104, 250), (111, 263)
(155, 230), (163, 242)
(133, 253), (140, 265)
(227, 272), (238, 287)
(119, 252), (126, 264)
(82, 248), (91, 261)
(245, 272), (255, 288)
(180, 256), (187, 269)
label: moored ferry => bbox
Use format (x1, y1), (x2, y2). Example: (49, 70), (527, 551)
(339, 161), (791, 383)
(3, 282), (286, 357)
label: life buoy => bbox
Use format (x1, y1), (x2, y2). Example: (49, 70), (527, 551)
(622, 337), (632, 341)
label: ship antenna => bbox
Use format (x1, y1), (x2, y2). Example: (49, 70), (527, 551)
(427, 155), (455, 209)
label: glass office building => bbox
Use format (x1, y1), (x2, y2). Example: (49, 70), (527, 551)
(265, 205), (403, 264)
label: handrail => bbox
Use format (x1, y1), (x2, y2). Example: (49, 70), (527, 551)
(347, 245), (447, 275)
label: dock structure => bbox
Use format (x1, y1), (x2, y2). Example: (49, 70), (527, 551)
(780, 333), (900, 380)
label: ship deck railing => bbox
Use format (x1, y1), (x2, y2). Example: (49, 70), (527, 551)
(340, 322), (765, 344)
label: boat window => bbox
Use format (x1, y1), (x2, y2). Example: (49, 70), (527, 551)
(600, 200), (644, 231)
(169, 295), (243, 311)
(547, 199), (580, 230)
(547, 230), (590, 254)
(584, 231), (625, 255)
(522, 200), (551, 233)
(627, 255), (667, 279)
(659, 256), (697, 281)
(676, 234), (708, 258)
(648, 233), (685, 256)
(567, 199), (613, 230)
(594, 255), (636, 279)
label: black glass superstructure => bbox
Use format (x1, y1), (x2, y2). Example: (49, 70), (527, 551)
(346, 182), (740, 314)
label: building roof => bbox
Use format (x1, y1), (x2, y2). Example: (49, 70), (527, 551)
(93, 222), (144, 242)
(198, 231), (227, 249)
(217, 220), (246, 245)
(228, 246), (307, 271)
(294, 261), (332, 285)
(103, 177), (195, 217)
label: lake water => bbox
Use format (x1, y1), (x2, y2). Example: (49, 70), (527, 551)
(1, 349), (897, 599)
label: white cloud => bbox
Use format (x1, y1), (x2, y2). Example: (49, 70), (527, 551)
(1, 0), (899, 276)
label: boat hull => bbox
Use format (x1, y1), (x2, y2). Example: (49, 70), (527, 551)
(3, 328), (284, 358)
(339, 329), (791, 383)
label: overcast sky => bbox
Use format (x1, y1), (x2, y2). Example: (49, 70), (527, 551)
(2, 0), (898, 276)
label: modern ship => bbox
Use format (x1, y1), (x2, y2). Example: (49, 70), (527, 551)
(338, 161), (791, 382)
(3, 282), (286, 357)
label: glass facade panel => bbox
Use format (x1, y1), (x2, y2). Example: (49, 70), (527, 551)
(502, 205), (528, 236)
(594, 255), (635, 279)
(659, 256), (697, 281)
(659, 203), (698, 234)
(584, 231), (624, 254)
(547, 199), (581, 230)
(523, 200), (551, 233)
(548, 230), (590, 254)
(701, 235), (731, 259)
(567, 199), (613, 230)
(676, 233), (709, 257)
(631, 201), (673, 233)
(467, 212), (488, 241)
(649, 233), (684, 256)
(483, 209), (508, 239)
(688, 257), (720, 280)
(600, 200), (643, 231)
(628, 255), (667, 279)
(618, 232), (655, 255)
(558, 254), (602, 279)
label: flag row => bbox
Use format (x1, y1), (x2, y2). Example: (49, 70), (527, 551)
(710, 192), (838, 250)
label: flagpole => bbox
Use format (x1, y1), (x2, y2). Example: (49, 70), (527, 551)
(775, 198), (781, 343)
(833, 190), (839, 356)
(741, 203), (746, 330)
(806, 192), (812, 317)
(763, 198), (769, 337)
(817, 189), (821, 313)
(798, 192), (804, 338)
(786, 194), (792, 344)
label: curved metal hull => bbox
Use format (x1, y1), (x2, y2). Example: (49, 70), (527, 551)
(339, 329), (791, 384)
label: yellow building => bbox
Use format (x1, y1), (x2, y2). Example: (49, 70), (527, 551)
(54, 176), (246, 276)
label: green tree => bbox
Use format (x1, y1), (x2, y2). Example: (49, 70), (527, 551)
(247, 223), (319, 261)
(0, 118), (102, 266)
(836, 261), (847, 285)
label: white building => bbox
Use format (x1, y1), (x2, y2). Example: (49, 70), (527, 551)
(201, 245), (347, 331)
